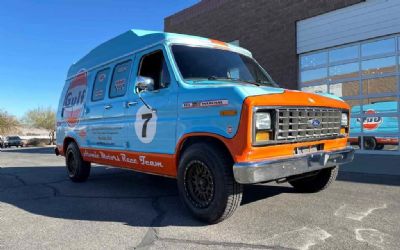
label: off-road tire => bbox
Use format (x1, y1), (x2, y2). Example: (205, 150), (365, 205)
(177, 142), (243, 223)
(289, 166), (338, 193)
(65, 142), (91, 182)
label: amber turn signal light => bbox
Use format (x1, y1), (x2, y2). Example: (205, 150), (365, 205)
(256, 131), (271, 142)
(220, 110), (237, 116)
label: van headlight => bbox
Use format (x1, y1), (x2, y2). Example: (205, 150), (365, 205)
(254, 112), (273, 143)
(255, 112), (271, 130)
(341, 113), (348, 126)
(340, 112), (349, 135)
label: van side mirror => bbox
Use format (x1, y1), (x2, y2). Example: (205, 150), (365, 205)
(135, 76), (154, 93)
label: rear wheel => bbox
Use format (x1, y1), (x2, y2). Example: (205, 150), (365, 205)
(289, 166), (338, 193)
(65, 142), (91, 182)
(177, 142), (243, 223)
(375, 144), (384, 150)
(363, 137), (376, 150)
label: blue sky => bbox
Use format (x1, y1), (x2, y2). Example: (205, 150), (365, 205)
(0, 0), (198, 118)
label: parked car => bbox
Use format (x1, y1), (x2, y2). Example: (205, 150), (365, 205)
(0, 136), (4, 148)
(3, 136), (24, 148)
(56, 29), (354, 223)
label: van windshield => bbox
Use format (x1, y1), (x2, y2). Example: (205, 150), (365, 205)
(171, 45), (277, 87)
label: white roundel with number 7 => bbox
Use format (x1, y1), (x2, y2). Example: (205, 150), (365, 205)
(134, 105), (157, 144)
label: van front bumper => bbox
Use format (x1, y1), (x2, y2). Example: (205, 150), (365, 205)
(233, 147), (354, 184)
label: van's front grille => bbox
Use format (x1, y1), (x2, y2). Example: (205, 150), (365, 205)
(276, 107), (342, 142)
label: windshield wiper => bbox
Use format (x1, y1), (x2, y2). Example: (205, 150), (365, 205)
(256, 80), (278, 87)
(207, 76), (260, 86)
(207, 76), (233, 81)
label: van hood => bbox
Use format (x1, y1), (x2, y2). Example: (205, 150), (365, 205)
(185, 80), (285, 95)
(232, 83), (346, 105)
(241, 86), (345, 103)
(187, 80), (343, 100)
(184, 80), (348, 109)
(245, 89), (349, 110)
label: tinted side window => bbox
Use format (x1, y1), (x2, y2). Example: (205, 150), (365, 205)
(92, 68), (110, 101)
(110, 60), (132, 98)
(139, 50), (171, 90)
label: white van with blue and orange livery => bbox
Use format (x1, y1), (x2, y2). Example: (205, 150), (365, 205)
(56, 29), (354, 223)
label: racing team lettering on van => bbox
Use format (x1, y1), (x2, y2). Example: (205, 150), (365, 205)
(82, 149), (163, 168)
(63, 71), (87, 127)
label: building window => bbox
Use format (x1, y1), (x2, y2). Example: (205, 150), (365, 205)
(361, 56), (396, 76)
(300, 51), (327, 69)
(329, 45), (358, 63)
(299, 34), (400, 152)
(300, 68), (327, 84)
(329, 81), (359, 98)
(329, 62), (359, 81)
(361, 38), (396, 57)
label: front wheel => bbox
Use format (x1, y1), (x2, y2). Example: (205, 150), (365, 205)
(177, 142), (243, 223)
(289, 166), (338, 193)
(65, 142), (91, 182)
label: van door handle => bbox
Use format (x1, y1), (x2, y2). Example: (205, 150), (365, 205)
(104, 104), (113, 110)
(126, 101), (138, 108)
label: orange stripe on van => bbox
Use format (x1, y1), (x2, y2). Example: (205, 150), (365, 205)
(209, 39), (228, 47)
(80, 148), (177, 178)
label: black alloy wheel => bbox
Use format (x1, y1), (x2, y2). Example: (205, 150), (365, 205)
(184, 160), (215, 208)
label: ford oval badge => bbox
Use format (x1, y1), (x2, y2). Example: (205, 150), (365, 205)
(308, 119), (321, 128)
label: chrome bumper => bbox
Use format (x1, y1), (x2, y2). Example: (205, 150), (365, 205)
(233, 147), (354, 184)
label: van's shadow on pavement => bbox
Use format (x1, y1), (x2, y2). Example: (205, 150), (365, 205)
(0, 163), (292, 228)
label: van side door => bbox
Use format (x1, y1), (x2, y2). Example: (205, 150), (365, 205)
(100, 59), (134, 150)
(125, 47), (178, 155)
(85, 68), (111, 149)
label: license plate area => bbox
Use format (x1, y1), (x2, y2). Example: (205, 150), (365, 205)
(295, 144), (324, 155)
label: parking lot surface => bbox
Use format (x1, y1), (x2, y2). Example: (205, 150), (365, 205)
(1, 147), (399, 250)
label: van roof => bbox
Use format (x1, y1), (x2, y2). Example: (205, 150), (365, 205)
(67, 29), (252, 79)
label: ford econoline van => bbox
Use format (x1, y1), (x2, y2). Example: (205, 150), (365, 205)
(56, 29), (354, 223)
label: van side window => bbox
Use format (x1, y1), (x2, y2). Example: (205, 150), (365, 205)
(92, 68), (110, 101)
(109, 60), (132, 98)
(139, 50), (171, 90)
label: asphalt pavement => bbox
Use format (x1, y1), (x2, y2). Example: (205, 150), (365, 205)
(0, 147), (399, 249)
